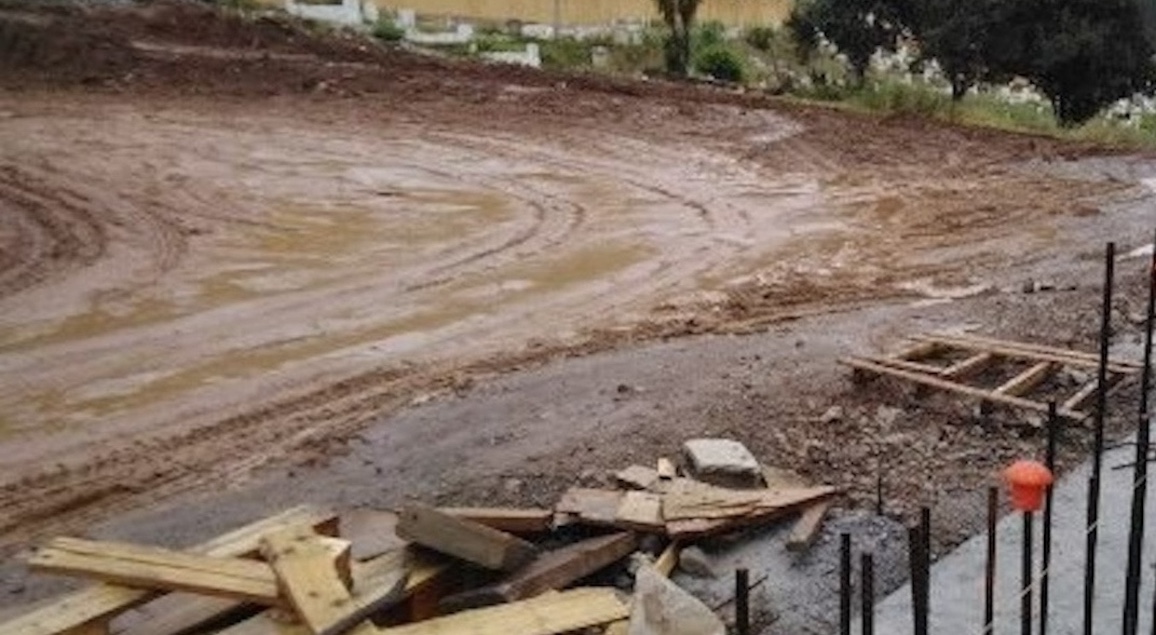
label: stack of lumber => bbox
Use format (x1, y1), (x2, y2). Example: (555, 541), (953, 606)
(2, 457), (835, 635)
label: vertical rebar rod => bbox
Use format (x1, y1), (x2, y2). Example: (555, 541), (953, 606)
(1042, 402), (1058, 635)
(1085, 475), (1100, 635)
(876, 470), (884, 516)
(1023, 511), (1034, 635)
(1125, 230), (1156, 635)
(841, 533), (852, 635)
(862, 552), (875, 635)
(736, 567), (750, 635)
(922, 506), (932, 627)
(986, 486), (998, 635)
(911, 523), (929, 635)
(1087, 241), (1115, 635)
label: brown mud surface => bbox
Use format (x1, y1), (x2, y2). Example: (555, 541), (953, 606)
(0, 3), (1154, 610)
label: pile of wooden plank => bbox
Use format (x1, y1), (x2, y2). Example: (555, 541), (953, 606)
(840, 332), (1143, 421)
(2, 458), (835, 635)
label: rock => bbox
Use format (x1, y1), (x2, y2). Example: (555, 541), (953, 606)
(682, 438), (762, 488)
(1022, 279), (1036, 294)
(629, 565), (726, 635)
(629, 551), (656, 575)
(503, 478), (524, 494)
(1065, 368), (1091, 385)
(874, 406), (902, 429)
(677, 546), (717, 578)
(820, 405), (844, 424)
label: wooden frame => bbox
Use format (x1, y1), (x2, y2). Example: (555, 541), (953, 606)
(841, 332), (1143, 421)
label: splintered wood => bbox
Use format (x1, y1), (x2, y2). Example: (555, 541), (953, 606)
(5, 443), (836, 635)
(840, 332), (1143, 420)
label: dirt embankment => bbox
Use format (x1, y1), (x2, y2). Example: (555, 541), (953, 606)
(0, 0), (1151, 568)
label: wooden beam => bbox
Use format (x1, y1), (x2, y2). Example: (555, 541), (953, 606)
(865, 356), (950, 377)
(1063, 380), (1102, 415)
(653, 543), (680, 577)
(614, 465), (660, 491)
(786, 500), (832, 552)
(439, 532), (637, 613)
(895, 340), (941, 361)
(995, 361), (1055, 397)
(840, 356), (1083, 420)
(29, 539), (283, 607)
(942, 352), (996, 379)
(396, 504), (537, 571)
(614, 491), (664, 532)
(440, 508), (554, 534)
(914, 334), (1140, 374)
(3, 507), (334, 635)
(937, 332), (1144, 368)
(261, 528), (376, 635)
(656, 458), (676, 480)
(554, 488), (624, 527)
(378, 588), (628, 635)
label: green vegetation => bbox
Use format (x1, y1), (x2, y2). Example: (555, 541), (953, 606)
(653, 0), (705, 77)
(372, 19), (405, 43)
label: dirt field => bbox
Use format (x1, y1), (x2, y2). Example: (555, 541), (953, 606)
(1, 4), (1155, 620)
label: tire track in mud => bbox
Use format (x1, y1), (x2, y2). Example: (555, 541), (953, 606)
(0, 166), (105, 299)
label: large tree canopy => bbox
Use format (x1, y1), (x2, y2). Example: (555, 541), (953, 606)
(787, 0), (1155, 125)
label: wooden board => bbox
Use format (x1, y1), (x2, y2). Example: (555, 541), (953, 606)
(614, 491), (664, 532)
(113, 594), (252, 635)
(29, 538), (282, 607)
(396, 504), (537, 571)
(942, 352), (996, 379)
(995, 361), (1055, 396)
(554, 488), (625, 526)
(662, 480), (836, 521)
(1063, 380), (1102, 413)
(439, 532), (637, 613)
(653, 543), (680, 577)
(377, 588), (628, 635)
(786, 500), (832, 552)
(841, 356), (1084, 419)
(261, 528), (373, 635)
(440, 508), (554, 534)
(913, 334), (1140, 374)
(656, 458), (676, 480)
(3, 506), (334, 635)
(938, 332), (1143, 368)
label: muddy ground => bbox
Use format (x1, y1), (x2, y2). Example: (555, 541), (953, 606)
(0, 3), (1155, 633)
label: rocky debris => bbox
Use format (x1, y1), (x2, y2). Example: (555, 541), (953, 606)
(820, 405), (844, 424)
(629, 565), (726, 635)
(682, 438), (763, 488)
(677, 545), (717, 578)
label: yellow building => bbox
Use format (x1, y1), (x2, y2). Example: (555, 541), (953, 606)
(385, 0), (792, 27)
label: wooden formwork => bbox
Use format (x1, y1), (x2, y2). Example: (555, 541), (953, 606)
(840, 332), (1144, 420)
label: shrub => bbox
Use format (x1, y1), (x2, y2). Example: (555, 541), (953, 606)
(695, 45), (745, 83)
(744, 26), (777, 52)
(372, 20), (405, 43)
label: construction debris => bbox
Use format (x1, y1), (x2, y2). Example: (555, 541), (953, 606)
(2, 449), (835, 635)
(682, 439), (763, 488)
(841, 332), (1143, 420)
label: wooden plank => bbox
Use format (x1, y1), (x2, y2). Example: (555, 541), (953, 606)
(214, 548), (444, 635)
(378, 588), (628, 635)
(396, 504), (537, 571)
(28, 539), (282, 607)
(439, 532), (637, 613)
(942, 352), (996, 379)
(914, 334), (1140, 374)
(554, 489), (625, 527)
(656, 458), (676, 480)
(939, 332), (1144, 368)
(261, 528), (374, 635)
(994, 361), (1056, 397)
(113, 594), (252, 635)
(786, 500), (832, 552)
(894, 340), (941, 361)
(662, 480), (836, 521)
(614, 491), (664, 532)
(615, 465), (660, 491)
(3, 507), (334, 635)
(653, 543), (680, 577)
(868, 356), (951, 376)
(840, 356), (1083, 419)
(1063, 380), (1102, 414)
(440, 508), (554, 534)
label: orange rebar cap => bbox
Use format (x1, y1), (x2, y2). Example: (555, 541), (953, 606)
(1003, 459), (1054, 512)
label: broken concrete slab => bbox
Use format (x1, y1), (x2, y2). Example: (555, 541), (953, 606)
(629, 564), (725, 635)
(676, 546), (716, 579)
(682, 439), (762, 488)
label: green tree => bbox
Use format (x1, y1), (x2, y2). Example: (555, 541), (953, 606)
(903, 0), (1006, 100)
(985, 0), (1154, 125)
(786, 0), (907, 83)
(654, 0), (704, 77)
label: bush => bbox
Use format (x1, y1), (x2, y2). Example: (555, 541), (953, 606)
(372, 20), (405, 43)
(853, 81), (950, 117)
(695, 45), (745, 83)
(540, 38), (591, 70)
(744, 26), (777, 52)
(694, 21), (728, 50)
